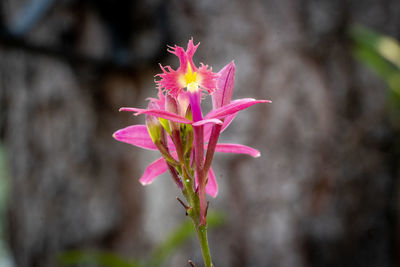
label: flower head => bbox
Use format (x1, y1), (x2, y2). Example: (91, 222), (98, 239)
(156, 39), (219, 97)
(113, 39), (271, 225)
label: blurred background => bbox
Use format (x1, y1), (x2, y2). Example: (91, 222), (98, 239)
(1, 0), (400, 266)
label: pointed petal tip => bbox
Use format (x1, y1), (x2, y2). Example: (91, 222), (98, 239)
(251, 148), (261, 158)
(210, 191), (218, 198)
(112, 130), (122, 141)
(206, 187), (218, 198)
(119, 107), (133, 112)
(139, 180), (153, 186)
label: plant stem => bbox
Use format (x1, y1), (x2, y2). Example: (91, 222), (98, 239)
(181, 167), (213, 267)
(195, 224), (213, 267)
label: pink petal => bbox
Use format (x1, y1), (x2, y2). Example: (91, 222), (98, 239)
(185, 38), (200, 71)
(156, 65), (185, 97)
(203, 114), (234, 141)
(139, 157), (168, 185)
(147, 87), (166, 109)
(206, 168), (218, 197)
(212, 61), (235, 109)
(194, 168), (218, 197)
(192, 118), (223, 127)
(205, 98), (271, 120)
(197, 63), (218, 94)
(221, 113), (236, 132)
(113, 125), (157, 150)
(167, 44), (188, 72)
(120, 107), (192, 124)
(215, 143), (261, 158)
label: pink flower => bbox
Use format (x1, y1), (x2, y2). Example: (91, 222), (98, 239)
(113, 39), (271, 225)
(156, 38), (219, 97)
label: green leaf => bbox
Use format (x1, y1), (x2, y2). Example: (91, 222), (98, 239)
(349, 24), (400, 95)
(58, 250), (141, 267)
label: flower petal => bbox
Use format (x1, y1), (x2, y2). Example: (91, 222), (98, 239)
(221, 113), (236, 132)
(197, 63), (218, 94)
(203, 113), (234, 141)
(194, 168), (218, 197)
(139, 157), (168, 185)
(120, 107), (192, 124)
(167, 44), (188, 72)
(192, 118), (223, 127)
(185, 38), (199, 71)
(215, 143), (261, 158)
(212, 61), (235, 109)
(205, 98), (271, 120)
(156, 65), (185, 97)
(206, 168), (218, 197)
(113, 125), (157, 150)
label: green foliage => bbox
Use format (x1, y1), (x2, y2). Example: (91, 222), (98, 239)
(59, 251), (141, 267)
(58, 212), (224, 267)
(350, 24), (400, 124)
(350, 24), (400, 93)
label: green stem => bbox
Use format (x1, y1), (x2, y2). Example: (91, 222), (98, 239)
(195, 224), (213, 267)
(181, 166), (213, 267)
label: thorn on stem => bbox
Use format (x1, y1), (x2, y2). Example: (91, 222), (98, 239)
(177, 197), (190, 215)
(188, 260), (195, 267)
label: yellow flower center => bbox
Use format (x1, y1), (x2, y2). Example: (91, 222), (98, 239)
(184, 64), (198, 85)
(178, 63), (200, 93)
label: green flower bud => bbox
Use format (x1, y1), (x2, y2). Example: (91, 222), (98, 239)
(146, 114), (162, 143)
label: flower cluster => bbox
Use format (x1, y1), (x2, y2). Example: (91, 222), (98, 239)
(113, 39), (270, 225)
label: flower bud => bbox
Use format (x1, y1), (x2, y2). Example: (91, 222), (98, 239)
(182, 106), (194, 156)
(165, 94), (180, 132)
(145, 114), (162, 143)
(166, 94), (185, 160)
